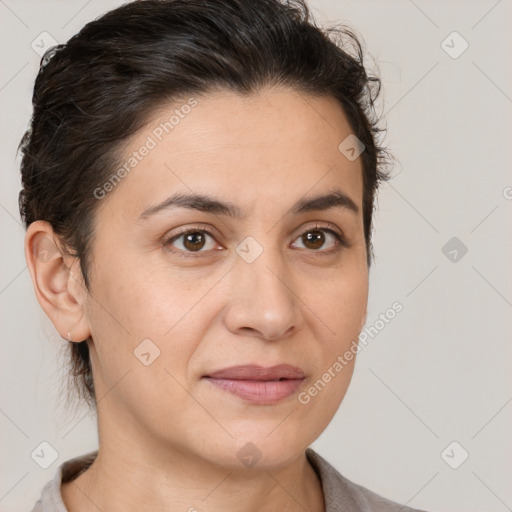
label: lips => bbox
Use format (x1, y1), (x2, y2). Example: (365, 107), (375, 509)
(205, 364), (305, 381)
(203, 364), (305, 405)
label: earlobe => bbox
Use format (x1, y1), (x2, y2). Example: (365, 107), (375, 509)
(25, 220), (91, 343)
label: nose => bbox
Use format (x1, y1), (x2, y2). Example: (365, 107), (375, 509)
(222, 242), (303, 341)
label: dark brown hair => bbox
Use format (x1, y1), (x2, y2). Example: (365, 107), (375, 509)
(19, 0), (389, 408)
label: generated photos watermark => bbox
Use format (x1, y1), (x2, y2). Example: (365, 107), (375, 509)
(93, 97), (198, 200)
(298, 301), (403, 405)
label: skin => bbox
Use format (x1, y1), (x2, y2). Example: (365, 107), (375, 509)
(25, 86), (368, 512)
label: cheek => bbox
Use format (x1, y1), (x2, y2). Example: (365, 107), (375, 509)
(85, 283), (204, 433)
(303, 261), (367, 395)
(317, 262), (368, 340)
(88, 248), (180, 336)
(85, 256), (216, 392)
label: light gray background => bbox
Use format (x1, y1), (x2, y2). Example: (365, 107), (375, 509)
(1, 1), (511, 511)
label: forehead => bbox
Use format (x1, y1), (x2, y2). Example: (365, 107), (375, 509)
(97, 87), (363, 220)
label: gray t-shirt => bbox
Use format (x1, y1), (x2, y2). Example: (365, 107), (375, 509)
(30, 448), (428, 511)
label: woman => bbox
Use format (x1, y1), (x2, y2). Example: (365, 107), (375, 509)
(21, 0), (427, 510)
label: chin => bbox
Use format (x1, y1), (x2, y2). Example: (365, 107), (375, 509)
(201, 429), (308, 472)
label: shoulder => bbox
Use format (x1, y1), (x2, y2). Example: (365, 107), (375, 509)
(29, 451), (97, 512)
(305, 448), (430, 512)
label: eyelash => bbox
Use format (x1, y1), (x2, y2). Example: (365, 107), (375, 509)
(164, 223), (349, 258)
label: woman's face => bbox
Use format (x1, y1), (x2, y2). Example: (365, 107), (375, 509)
(81, 87), (368, 469)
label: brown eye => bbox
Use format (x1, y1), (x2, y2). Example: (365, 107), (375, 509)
(302, 230), (326, 250)
(166, 230), (217, 253)
(291, 226), (346, 253)
(182, 231), (206, 251)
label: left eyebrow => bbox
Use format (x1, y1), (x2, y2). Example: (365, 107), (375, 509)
(138, 188), (359, 221)
(290, 190), (359, 216)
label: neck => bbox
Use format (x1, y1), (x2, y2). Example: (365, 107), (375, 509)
(61, 427), (325, 512)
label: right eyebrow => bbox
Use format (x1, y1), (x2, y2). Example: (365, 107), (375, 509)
(138, 192), (245, 221)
